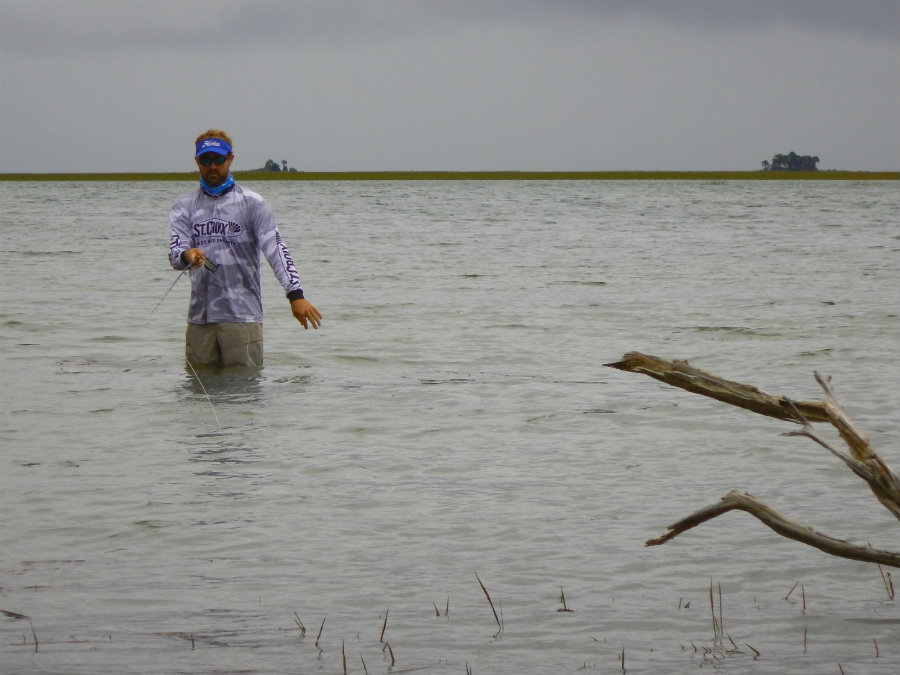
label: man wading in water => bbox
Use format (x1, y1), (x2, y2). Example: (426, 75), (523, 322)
(168, 129), (321, 367)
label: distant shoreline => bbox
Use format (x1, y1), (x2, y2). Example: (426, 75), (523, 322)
(0, 170), (896, 181)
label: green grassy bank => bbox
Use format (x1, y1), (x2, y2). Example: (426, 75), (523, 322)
(1, 170), (896, 181)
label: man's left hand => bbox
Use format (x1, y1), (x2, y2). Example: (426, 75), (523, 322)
(290, 298), (322, 329)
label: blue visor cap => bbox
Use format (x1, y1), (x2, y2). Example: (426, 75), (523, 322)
(195, 138), (232, 157)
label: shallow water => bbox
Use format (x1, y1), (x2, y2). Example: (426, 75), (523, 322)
(0, 179), (898, 674)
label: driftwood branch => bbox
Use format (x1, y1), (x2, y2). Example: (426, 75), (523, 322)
(605, 351), (900, 566)
(646, 490), (900, 568)
(605, 351), (830, 423)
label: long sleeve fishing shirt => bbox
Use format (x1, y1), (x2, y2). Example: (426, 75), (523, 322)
(168, 184), (304, 324)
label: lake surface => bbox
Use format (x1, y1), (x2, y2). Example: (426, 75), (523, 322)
(0, 179), (897, 674)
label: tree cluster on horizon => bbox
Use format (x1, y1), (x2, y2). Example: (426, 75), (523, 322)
(251, 159), (298, 172)
(761, 151), (820, 171)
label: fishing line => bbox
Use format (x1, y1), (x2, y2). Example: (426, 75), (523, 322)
(154, 259), (222, 428)
(152, 259), (218, 313)
(186, 357), (222, 430)
(152, 266), (191, 313)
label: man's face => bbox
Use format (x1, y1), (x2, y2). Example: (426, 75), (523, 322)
(196, 152), (233, 187)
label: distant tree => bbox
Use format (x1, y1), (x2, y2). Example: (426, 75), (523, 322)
(765, 151), (819, 171)
(761, 160), (770, 171)
(263, 159), (281, 172)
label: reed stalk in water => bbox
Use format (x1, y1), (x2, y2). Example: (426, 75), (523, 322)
(475, 572), (503, 637)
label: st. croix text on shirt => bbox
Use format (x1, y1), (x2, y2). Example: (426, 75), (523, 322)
(192, 219), (243, 238)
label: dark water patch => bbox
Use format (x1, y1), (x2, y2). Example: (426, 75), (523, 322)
(554, 279), (608, 286)
(687, 325), (785, 337)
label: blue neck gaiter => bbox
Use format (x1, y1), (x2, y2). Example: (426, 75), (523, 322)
(200, 173), (235, 197)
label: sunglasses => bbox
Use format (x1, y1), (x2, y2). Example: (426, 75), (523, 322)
(198, 154), (229, 167)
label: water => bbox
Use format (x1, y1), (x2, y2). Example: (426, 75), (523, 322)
(0, 179), (898, 674)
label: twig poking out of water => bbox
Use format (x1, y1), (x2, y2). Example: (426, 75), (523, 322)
(619, 647), (625, 672)
(465, 663), (473, 675)
(0, 609), (29, 620)
(360, 653), (369, 674)
(342, 640), (347, 675)
(475, 572), (503, 638)
(557, 586), (574, 612)
(379, 608), (389, 643)
(838, 663), (845, 674)
(801, 584), (806, 614)
(708, 580), (723, 641)
(745, 642), (760, 659)
(432, 601), (440, 616)
(878, 565), (895, 599)
(873, 638), (879, 658)
(190, 632), (195, 650)
(446, 596), (450, 618)
(718, 583), (724, 637)
(784, 582), (800, 600)
(315, 617), (326, 649)
(293, 612), (306, 637)
(382, 640), (395, 667)
(0, 610), (38, 652)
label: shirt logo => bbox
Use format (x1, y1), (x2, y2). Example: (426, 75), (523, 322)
(193, 219), (243, 238)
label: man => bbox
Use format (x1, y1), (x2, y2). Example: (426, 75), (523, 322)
(168, 129), (321, 367)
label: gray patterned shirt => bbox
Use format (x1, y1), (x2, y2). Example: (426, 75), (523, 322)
(168, 184), (304, 324)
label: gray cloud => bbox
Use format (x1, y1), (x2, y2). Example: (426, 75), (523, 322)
(1, 0), (897, 172)
(3, 0), (897, 55)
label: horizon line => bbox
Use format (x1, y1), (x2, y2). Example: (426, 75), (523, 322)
(1, 169), (897, 181)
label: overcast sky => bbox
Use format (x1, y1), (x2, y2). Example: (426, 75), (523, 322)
(1, 0), (898, 173)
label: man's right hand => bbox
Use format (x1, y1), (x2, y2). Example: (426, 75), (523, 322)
(183, 248), (206, 267)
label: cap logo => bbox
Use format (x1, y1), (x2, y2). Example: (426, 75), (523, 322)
(195, 137), (233, 157)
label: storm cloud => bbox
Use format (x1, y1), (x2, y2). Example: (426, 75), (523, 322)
(2, 0), (897, 172)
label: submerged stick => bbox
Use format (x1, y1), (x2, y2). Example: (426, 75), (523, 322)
(293, 612), (306, 637)
(0, 610), (37, 652)
(784, 582), (800, 600)
(379, 608), (388, 643)
(382, 641), (395, 667)
(315, 617), (325, 648)
(475, 572), (503, 636)
(878, 566), (895, 599)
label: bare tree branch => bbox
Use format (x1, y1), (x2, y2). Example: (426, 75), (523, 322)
(646, 490), (900, 568)
(810, 371), (900, 520)
(604, 352), (830, 423)
(605, 352), (900, 565)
